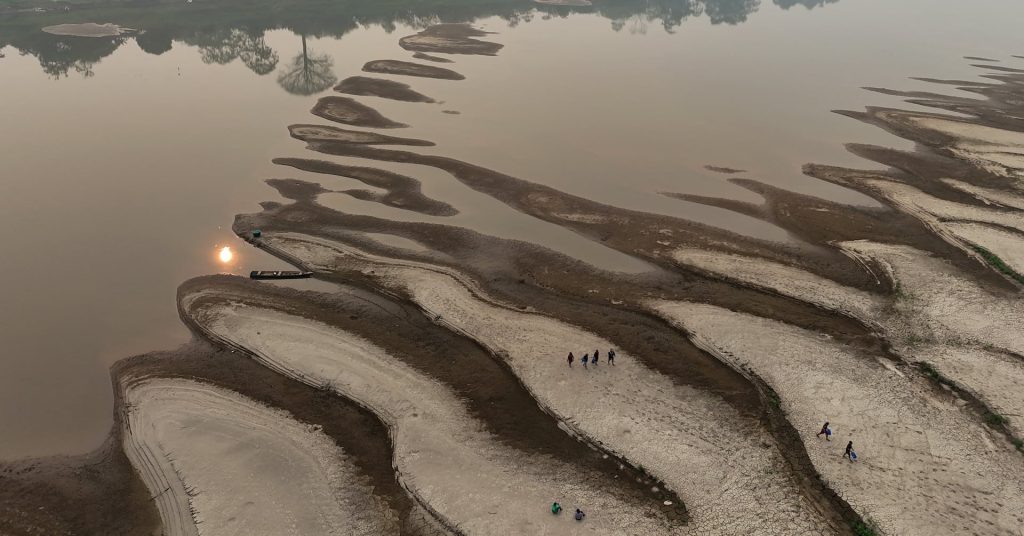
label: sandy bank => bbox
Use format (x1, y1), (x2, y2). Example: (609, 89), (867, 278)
(841, 241), (1024, 356)
(399, 24), (503, 56)
(670, 247), (881, 319)
(412, 52), (454, 63)
(941, 178), (1024, 209)
(363, 60), (465, 81)
(653, 301), (1024, 536)
(260, 232), (838, 535)
(944, 221), (1024, 275)
(864, 178), (1024, 234)
(312, 96), (408, 129)
(287, 124), (433, 146)
(122, 376), (393, 536)
(42, 22), (133, 37)
(336, 76), (436, 103)
(185, 293), (682, 535)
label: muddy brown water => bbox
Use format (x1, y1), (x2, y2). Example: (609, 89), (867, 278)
(2, 0), (1024, 462)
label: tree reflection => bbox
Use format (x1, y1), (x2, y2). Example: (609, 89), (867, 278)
(2, 0), (842, 82)
(136, 29), (173, 56)
(195, 29), (279, 75)
(276, 35), (337, 95)
(600, 0), (765, 33)
(704, 0), (760, 25)
(20, 35), (127, 79)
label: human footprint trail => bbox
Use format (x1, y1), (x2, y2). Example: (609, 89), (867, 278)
(121, 377), (394, 536)
(261, 232), (838, 535)
(183, 285), (682, 535)
(653, 301), (1024, 536)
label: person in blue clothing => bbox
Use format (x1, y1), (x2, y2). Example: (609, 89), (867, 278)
(581, 353), (589, 368)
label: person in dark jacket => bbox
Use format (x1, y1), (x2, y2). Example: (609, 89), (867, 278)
(817, 422), (832, 441)
(843, 441), (854, 460)
(567, 352), (574, 367)
(608, 349), (616, 365)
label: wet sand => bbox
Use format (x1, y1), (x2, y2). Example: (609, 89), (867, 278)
(363, 60), (466, 80)
(336, 76), (437, 103)
(311, 96), (408, 128)
(412, 52), (454, 63)
(287, 124), (433, 146)
(398, 24), (503, 56)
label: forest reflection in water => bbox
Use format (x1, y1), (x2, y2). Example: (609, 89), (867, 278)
(1, 0), (840, 85)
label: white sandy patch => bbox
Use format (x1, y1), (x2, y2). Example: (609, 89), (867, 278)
(916, 345), (1024, 438)
(909, 116), (1024, 179)
(652, 301), (1024, 536)
(41, 22), (133, 37)
(841, 241), (1024, 356)
(864, 179), (1024, 234)
(944, 221), (1024, 275)
(262, 232), (836, 535)
(837, 241), (1024, 439)
(188, 297), (681, 535)
(910, 116), (1024, 148)
(941, 178), (1024, 208)
(670, 247), (881, 319)
(122, 377), (392, 536)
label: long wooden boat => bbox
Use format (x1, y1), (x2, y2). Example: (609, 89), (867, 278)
(249, 270), (314, 280)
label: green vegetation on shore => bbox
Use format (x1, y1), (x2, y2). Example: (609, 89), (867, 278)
(970, 245), (1024, 285)
(919, 361), (1023, 453)
(851, 519), (880, 536)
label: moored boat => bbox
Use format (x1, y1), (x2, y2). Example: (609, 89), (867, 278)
(249, 270), (313, 280)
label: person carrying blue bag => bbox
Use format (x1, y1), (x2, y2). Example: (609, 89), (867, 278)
(843, 441), (857, 462)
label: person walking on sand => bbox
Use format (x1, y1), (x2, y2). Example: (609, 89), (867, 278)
(608, 349), (616, 365)
(567, 352), (574, 367)
(592, 349), (599, 366)
(581, 353), (589, 368)
(843, 441), (854, 460)
(817, 422), (832, 441)
(575, 509), (586, 521)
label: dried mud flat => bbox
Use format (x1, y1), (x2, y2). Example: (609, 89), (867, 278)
(9, 24), (1024, 536)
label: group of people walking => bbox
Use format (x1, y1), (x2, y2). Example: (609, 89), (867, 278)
(566, 349), (615, 368)
(817, 422), (858, 462)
